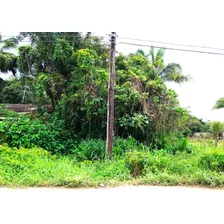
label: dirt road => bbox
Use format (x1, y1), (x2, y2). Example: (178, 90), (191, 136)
(0, 186), (223, 224)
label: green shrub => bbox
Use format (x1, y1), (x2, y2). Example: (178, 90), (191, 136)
(0, 105), (18, 118)
(72, 139), (106, 160)
(113, 137), (136, 157)
(0, 115), (76, 154)
(164, 137), (192, 154)
(145, 153), (171, 174)
(113, 136), (150, 157)
(125, 151), (148, 178)
(199, 149), (224, 172)
(0, 145), (51, 176)
(0, 145), (50, 162)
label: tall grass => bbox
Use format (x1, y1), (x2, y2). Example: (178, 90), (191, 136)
(1, 139), (224, 188)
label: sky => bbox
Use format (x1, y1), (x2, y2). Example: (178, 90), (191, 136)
(113, 38), (224, 121)
(1, 0), (224, 121)
(115, 39), (224, 122)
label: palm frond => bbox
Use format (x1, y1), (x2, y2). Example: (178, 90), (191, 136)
(148, 48), (165, 70)
(149, 47), (155, 63)
(1, 37), (18, 50)
(156, 48), (165, 60)
(0, 51), (17, 75)
(135, 49), (146, 57)
(160, 63), (189, 83)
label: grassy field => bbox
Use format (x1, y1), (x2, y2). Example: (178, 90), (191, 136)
(1, 139), (224, 188)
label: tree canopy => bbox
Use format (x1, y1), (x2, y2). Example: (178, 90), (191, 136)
(0, 32), (191, 148)
(214, 97), (224, 109)
(0, 34), (18, 76)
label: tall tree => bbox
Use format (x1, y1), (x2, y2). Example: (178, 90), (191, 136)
(11, 33), (190, 147)
(0, 34), (18, 76)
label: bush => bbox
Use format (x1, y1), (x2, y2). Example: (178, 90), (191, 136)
(199, 150), (224, 172)
(0, 105), (18, 118)
(113, 136), (150, 157)
(125, 151), (148, 178)
(0, 115), (76, 154)
(164, 137), (192, 154)
(0, 145), (51, 177)
(113, 137), (136, 157)
(0, 145), (50, 162)
(72, 139), (106, 160)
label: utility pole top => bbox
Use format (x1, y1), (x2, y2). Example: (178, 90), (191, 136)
(109, 32), (117, 41)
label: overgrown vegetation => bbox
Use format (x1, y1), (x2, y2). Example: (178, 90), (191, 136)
(0, 114), (76, 154)
(0, 32), (191, 146)
(1, 140), (224, 187)
(0, 32), (223, 188)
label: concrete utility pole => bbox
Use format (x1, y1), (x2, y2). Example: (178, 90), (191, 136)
(106, 32), (116, 158)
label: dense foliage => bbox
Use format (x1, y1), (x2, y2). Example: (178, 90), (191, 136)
(1, 33), (224, 188)
(0, 34), (18, 76)
(0, 114), (76, 154)
(0, 32), (193, 153)
(214, 97), (224, 109)
(184, 115), (210, 136)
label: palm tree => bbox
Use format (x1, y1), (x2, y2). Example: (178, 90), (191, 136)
(136, 47), (189, 83)
(0, 33), (18, 76)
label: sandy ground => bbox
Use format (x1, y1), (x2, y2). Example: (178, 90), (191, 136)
(0, 186), (223, 224)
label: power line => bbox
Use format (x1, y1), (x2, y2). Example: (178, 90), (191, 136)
(118, 42), (224, 56)
(118, 36), (224, 52)
(3, 34), (224, 52)
(0, 40), (109, 44)
(2, 34), (224, 55)
(2, 39), (224, 55)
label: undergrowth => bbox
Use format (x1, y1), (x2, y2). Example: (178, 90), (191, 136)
(1, 140), (224, 187)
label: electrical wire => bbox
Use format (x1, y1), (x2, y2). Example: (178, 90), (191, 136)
(2, 34), (224, 52)
(2, 33), (224, 55)
(118, 36), (224, 52)
(117, 42), (224, 56)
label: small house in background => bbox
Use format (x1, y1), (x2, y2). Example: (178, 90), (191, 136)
(4, 104), (53, 113)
